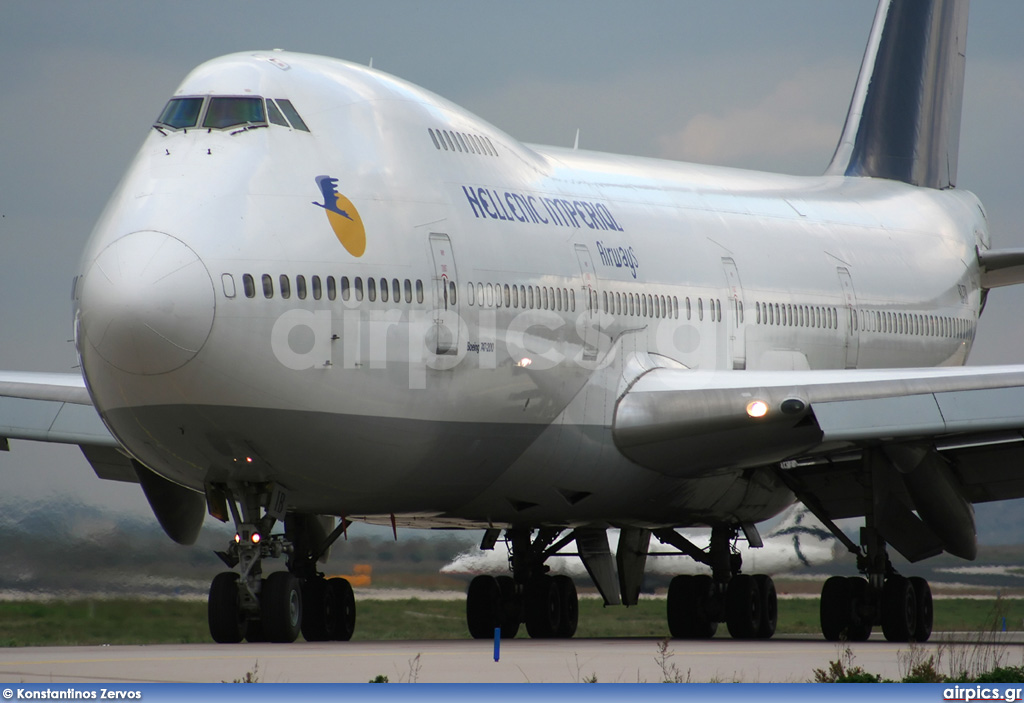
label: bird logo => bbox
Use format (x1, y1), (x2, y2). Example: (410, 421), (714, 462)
(313, 175), (366, 257)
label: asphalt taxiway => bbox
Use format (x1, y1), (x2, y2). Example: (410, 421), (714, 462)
(3, 634), (1023, 683)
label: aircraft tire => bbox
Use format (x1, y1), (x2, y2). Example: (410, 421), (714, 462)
(261, 571), (303, 643)
(844, 576), (873, 641)
(881, 575), (917, 642)
(467, 575), (504, 639)
(552, 575), (578, 638)
(909, 576), (933, 642)
(525, 575), (561, 639)
(820, 575), (851, 641)
(208, 571), (247, 644)
(300, 578), (330, 642)
(667, 575), (717, 639)
(754, 574), (777, 639)
(725, 574), (762, 639)
(327, 577), (356, 641)
(495, 575), (520, 639)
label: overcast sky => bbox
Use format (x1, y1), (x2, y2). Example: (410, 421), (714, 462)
(2, 2), (1024, 534)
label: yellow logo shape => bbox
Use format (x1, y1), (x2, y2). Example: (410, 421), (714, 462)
(313, 175), (366, 257)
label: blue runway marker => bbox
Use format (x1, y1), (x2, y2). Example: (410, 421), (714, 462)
(494, 627), (500, 662)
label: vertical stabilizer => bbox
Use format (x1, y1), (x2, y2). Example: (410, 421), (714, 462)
(826, 0), (969, 189)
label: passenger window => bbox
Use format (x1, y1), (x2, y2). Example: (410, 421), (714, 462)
(204, 97), (265, 129)
(449, 281), (457, 305)
(428, 129), (441, 149)
(327, 276), (337, 301)
(528, 286), (535, 309)
(570, 289), (575, 312)
(542, 287), (549, 310)
(477, 282), (484, 307)
(275, 99), (310, 131)
(354, 277), (364, 302)
(379, 277), (388, 303)
(504, 284), (511, 308)
(495, 283), (502, 308)
(262, 274), (274, 298)
(698, 298), (704, 321)
(368, 277), (377, 302)
(393, 279), (401, 302)
(512, 285), (519, 309)
(467, 282), (475, 306)
(222, 273), (236, 299)
(279, 275), (291, 299)
(341, 276), (351, 301)
(405, 279), (412, 303)
(486, 283), (494, 307)
(156, 97), (204, 129)
(312, 275), (322, 300)
(296, 275), (307, 300)
(243, 273), (256, 298)
(416, 280), (424, 304)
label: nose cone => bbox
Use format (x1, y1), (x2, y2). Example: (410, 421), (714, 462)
(80, 231), (215, 375)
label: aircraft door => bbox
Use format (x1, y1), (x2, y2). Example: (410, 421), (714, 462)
(574, 244), (600, 361)
(429, 233), (459, 355)
(837, 267), (859, 368)
(721, 257), (746, 370)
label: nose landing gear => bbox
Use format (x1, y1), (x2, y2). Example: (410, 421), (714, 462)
(206, 483), (354, 644)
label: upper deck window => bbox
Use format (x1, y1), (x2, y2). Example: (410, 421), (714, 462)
(203, 97), (265, 129)
(156, 97), (203, 129)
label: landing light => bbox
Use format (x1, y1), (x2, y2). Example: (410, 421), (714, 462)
(516, 358), (533, 368)
(250, 532), (261, 544)
(746, 400), (769, 419)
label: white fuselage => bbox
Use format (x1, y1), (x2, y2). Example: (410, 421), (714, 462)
(72, 52), (986, 531)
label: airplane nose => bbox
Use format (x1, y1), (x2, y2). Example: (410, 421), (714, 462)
(80, 231), (215, 375)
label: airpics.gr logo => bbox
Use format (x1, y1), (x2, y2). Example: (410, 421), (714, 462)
(313, 175), (366, 257)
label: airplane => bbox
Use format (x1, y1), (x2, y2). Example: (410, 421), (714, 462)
(4, 0), (1024, 645)
(442, 504), (840, 579)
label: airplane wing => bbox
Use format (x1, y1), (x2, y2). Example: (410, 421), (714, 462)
(614, 365), (1024, 561)
(0, 371), (134, 482)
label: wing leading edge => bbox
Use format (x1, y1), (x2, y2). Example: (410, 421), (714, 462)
(613, 365), (1024, 562)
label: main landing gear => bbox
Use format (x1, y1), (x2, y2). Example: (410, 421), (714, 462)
(464, 523), (777, 641)
(659, 525), (777, 640)
(206, 483), (355, 644)
(465, 528), (580, 639)
(818, 526), (933, 642)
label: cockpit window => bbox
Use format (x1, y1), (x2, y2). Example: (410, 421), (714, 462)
(202, 97), (265, 129)
(266, 99), (289, 127)
(276, 99), (309, 132)
(156, 97), (203, 129)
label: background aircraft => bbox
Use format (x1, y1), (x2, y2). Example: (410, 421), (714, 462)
(442, 504), (840, 578)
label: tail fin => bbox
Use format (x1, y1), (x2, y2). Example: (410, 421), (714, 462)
(826, 0), (970, 189)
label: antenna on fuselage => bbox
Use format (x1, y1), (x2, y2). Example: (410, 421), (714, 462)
(573, 128), (580, 150)
(368, 57), (374, 69)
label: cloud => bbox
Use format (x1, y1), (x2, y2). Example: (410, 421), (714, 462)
(657, 64), (852, 174)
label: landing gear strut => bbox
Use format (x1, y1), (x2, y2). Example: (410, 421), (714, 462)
(206, 482), (355, 643)
(465, 528), (580, 639)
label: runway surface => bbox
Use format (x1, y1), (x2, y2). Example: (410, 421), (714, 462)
(3, 634), (1023, 683)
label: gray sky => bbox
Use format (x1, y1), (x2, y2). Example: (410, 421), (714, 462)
(2, 2), (1024, 529)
